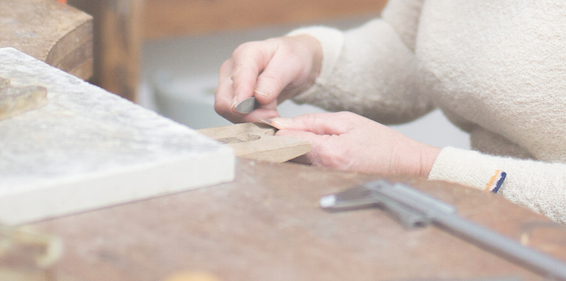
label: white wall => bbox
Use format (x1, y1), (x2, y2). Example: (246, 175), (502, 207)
(140, 16), (470, 150)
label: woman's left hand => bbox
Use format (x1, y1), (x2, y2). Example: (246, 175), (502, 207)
(272, 112), (441, 177)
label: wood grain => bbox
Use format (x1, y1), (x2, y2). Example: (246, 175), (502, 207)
(0, 0), (93, 80)
(143, 0), (388, 39)
(198, 122), (311, 163)
(97, 0), (144, 102)
(67, 0), (144, 101)
(27, 159), (566, 281)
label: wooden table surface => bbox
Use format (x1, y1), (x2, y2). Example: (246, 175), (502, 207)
(28, 159), (566, 281)
(9, 2), (565, 280)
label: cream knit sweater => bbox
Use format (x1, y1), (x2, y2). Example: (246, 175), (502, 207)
(288, 0), (566, 223)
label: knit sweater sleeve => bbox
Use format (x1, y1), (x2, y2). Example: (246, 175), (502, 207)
(429, 147), (566, 223)
(287, 0), (433, 125)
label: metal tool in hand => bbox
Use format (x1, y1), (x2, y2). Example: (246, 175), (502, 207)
(320, 180), (566, 281)
(233, 97), (281, 129)
(235, 97), (260, 114)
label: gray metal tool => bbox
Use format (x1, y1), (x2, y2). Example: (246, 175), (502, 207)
(235, 97), (259, 114)
(320, 180), (566, 280)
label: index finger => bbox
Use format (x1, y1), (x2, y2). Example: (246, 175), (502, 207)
(230, 42), (273, 104)
(271, 112), (356, 135)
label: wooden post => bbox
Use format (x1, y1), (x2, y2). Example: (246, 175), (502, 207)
(98, 0), (143, 102)
(68, 0), (143, 102)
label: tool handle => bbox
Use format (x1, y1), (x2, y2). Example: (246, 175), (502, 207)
(435, 212), (566, 280)
(366, 181), (456, 215)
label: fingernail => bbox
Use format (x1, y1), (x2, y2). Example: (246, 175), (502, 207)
(269, 117), (292, 129)
(254, 89), (269, 97)
(230, 96), (239, 113)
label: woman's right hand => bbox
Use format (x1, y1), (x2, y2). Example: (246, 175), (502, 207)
(214, 34), (323, 123)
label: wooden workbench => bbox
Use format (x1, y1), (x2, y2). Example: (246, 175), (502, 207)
(0, 0), (93, 80)
(4, 2), (565, 279)
(29, 159), (566, 281)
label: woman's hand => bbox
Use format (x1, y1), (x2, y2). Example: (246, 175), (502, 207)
(272, 112), (441, 177)
(215, 35), (322, 123)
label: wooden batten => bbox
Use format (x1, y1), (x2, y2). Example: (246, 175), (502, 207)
(142, 0), (388, 39)
(98, 0), (144, 102)
(198, 122), (311, 163)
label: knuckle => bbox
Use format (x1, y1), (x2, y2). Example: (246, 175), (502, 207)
(219, 60), (232, 74)
(333, 112), (356, 130)
(214, 87), (232, 116)
(258, 72), (284, 91)
(232, 41), (263, 59)
(299, 113), (320, 128)
(233, 62), (255, 73)
(233, 42), (253, 56)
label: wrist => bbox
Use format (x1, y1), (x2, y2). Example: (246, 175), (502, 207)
(417, 145), (442, 178)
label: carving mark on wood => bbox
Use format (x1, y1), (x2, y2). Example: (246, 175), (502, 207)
(199, 122), (311, 163)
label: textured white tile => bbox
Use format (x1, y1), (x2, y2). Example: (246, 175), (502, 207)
(0, 48), (235, 225)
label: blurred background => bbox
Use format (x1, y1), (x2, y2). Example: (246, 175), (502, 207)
(68, 0), (470, 149)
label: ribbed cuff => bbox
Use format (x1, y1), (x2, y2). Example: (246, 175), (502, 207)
(428, 147), (508, 193)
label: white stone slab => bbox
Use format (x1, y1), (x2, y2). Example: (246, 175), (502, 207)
(0, 48), (235, 225)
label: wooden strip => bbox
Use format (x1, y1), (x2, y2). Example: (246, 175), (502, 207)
(198, 122), (276, 139)
(229, 135), (311, 163)
(199, 122), (311, 163)
(143, 0), (388, 39)
(97, 0), (144, 102)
